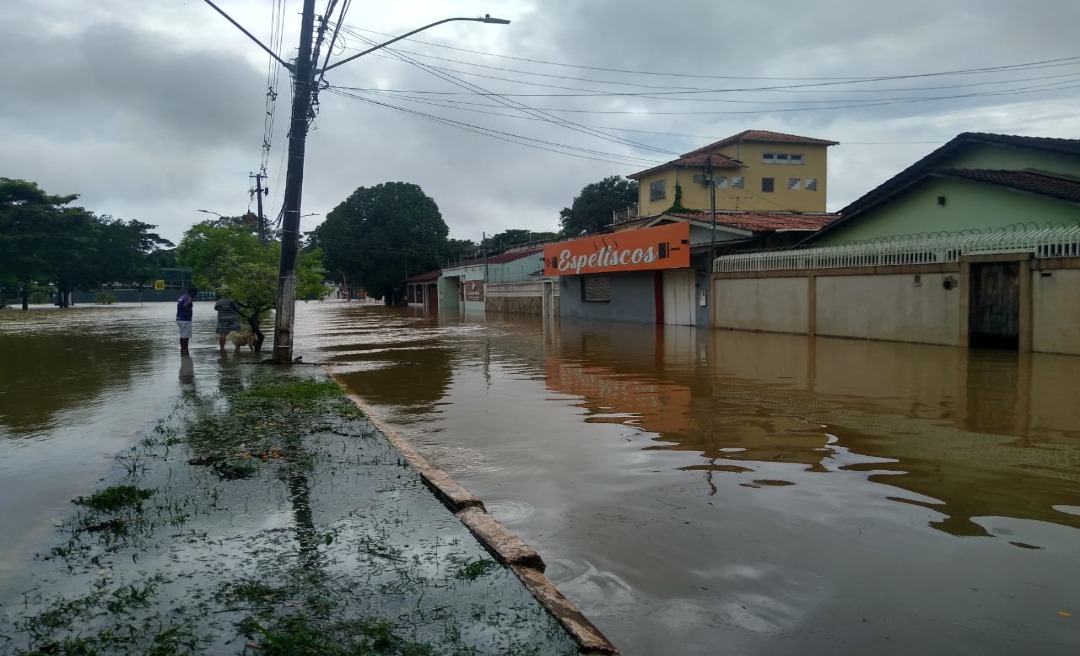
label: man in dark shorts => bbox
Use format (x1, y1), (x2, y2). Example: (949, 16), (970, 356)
(213, 290), (243, 356)
(176, 287), (196, 354)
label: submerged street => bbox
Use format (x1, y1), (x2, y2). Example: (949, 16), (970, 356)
(2, 301), (1079, 655)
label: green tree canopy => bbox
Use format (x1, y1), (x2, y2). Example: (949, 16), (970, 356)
(317, 182), (448, 303)
(0, 178), (173, 309)
(177, 221), (326, 349)
(481, 229), (558, 253)
(558, 175), (638, 237)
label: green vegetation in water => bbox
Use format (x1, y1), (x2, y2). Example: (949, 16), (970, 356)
(6, 368), (580, 656)
(72, 485), (155, 513)
(94, 292), (117, 305)
(454, 558), (499, 581)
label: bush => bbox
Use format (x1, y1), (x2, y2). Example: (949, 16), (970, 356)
(95, 292), (118, 305)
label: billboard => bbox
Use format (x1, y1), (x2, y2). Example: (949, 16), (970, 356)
(543, 222), (691, 276)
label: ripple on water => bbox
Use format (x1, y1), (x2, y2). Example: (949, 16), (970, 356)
(543, 555), (593, 584)
(484, 499), (536, 524)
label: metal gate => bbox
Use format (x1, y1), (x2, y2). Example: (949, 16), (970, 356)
(968, 262), (1019, 349)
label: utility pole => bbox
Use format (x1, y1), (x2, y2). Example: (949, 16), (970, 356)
(707, 155), (717, 271)
(251, 172), (269, 244)
(202, 0), (509, 364)
(272, 0), (317, 364)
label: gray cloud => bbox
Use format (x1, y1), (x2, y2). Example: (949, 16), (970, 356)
(3, 0), (1080, 244)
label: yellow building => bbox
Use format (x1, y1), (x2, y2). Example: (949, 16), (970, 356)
(627, 130), (838, 218)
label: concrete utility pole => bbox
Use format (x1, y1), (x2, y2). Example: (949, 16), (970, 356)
(272, 0), (317, 364)
(202, 0), (509, 364)
(251, 172), (268, 244)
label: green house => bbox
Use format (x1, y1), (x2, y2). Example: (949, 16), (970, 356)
(809, 133), (1080, 245)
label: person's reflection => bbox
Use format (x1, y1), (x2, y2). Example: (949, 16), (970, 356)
(179, 354), (195, 387)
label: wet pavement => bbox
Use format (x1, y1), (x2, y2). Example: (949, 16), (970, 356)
(0, 302), (581, 654)
(3, 301), (1080, 655)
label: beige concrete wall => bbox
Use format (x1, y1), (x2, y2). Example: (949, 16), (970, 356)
(487, 296), (544, 316)
(815, 273), (960, 345)
(713, 277), (808, 334)
(1032, 269), (1080, 355)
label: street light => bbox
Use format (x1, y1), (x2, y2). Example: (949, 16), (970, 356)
(197, 209), (225, 217)
(321, 15), (511, 73)
(270, 10), (510, 363)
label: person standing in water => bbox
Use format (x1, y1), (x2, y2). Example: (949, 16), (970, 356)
(213, 290), (242, 356)
(176, 287), (196, 354)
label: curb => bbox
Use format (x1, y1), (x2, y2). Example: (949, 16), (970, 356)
(334, 380), (620, 656)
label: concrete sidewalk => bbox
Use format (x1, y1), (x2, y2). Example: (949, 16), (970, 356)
(1, 361), (615, 655)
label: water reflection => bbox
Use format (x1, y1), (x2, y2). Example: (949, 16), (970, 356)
(179, 354), (195, 386)
(0, 322), (155, 435)
(544, 322), (1080, 536)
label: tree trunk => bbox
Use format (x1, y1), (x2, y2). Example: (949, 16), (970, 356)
(20, 284), (29, 311)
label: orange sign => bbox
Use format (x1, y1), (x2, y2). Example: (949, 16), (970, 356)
(543, 222), (691, 276)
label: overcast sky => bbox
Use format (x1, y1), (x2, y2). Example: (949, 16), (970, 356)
(3, 0), (1079, 246)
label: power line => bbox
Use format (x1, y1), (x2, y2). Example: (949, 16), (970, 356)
(332, 25), (1080, 83)
(335, 31), (681, 157)
(326, 88), (666, 167)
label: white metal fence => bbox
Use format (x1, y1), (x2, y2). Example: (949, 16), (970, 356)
(714, 225), (1080, 273)
(485, 281), (558, 297)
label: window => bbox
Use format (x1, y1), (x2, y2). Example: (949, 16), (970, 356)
(788, 178), (801, 190)
(805, 178), (818, 191)
(582, 276), (611, 302)
(696, 174), (728, 188)
(762, 152), (804, 164)
(761, 177), (775, 193)
(731, 176), (744, 189)
(649, 179), (667, 201)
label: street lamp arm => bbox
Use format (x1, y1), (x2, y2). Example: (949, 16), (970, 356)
(321, 15), (510, 73)
(201, 0), (294, 71)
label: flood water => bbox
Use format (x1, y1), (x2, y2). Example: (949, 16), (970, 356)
(3, 301), (1080, 655)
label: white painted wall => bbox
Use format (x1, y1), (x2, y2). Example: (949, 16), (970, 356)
(815, 273), (960, 345)
(1032, 269), (1080, 355)
(713, 277), (808, 334)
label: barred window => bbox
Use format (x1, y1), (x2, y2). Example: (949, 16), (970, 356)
(582, 276), (611, 302)
(649, 179), (667, 201)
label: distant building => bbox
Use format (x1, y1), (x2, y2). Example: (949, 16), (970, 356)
(625, 129), (838, 221)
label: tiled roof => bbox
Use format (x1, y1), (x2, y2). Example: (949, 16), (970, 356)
(628, 129), (837, 179)
(838, 133), (1080, 218)
(403, 269), (441, 282)
(807, 132), (1080, 244)
(484, 247), (543, 264)
(682, 130), (839, 157)
(667, 211), (838, 232)
(627, 152), (740, 181)
(934, 169), (1080, 204)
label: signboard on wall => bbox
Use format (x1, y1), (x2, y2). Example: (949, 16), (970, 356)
(542, 222), (691, 276)
(465, 280), (485, 302)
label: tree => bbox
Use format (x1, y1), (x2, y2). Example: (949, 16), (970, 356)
(481, 229), (558, 253)
(177, 222), (326, 351)
(0, 178), (173, 309)
(317, 182), (448, 303)
(558, 176), (638, 237)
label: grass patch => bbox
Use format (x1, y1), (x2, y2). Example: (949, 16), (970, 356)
(72, 486), (155, 513)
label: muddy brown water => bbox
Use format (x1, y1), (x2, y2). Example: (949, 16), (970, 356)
(2, 301), (1079, 655)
